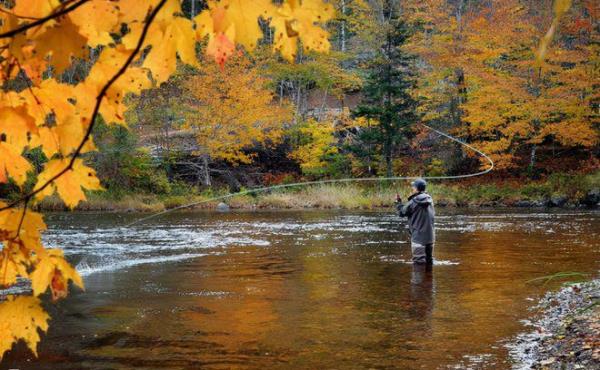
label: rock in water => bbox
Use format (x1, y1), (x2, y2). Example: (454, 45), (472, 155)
(548, 196), (568, 207)
(580, 188), (600, 207)
(216, 202), (230, 212)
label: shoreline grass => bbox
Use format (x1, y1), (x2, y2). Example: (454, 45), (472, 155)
(27, 172), (600, 212)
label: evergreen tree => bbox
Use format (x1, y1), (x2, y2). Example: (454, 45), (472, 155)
(351, 5), (419, 177)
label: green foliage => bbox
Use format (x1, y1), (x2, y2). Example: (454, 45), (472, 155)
(91, 121), (171, 195)
(426, 158), (446, 177)
(351, 9), (419, 177)
(266, 52), (362, 97)
(547, 173), (591, 195)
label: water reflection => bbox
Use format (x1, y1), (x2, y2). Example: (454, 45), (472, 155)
(1, 209), (599, 369)
(409, 264), (434, 322)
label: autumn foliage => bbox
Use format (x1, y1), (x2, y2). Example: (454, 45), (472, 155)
(0, 0), (333, 359)
(405, 0), (598, 170)
(184, 55), (293, 164)
(0, 0), (597, 361)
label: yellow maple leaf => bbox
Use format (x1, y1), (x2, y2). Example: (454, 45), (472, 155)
(198, 0), (276, 50)
(0, 143), (31, 186)
(30, 80), (77, 125)
(30, 249), (83, 297)
(0, 205), (46, 252)
(34, 158), (103, 208)
(29, 126), (60, 158)
(55, 114), (96, 156)
(69, 0), (120, 47)
(0, 296), (49, 358)
(11, 0), (61, 19)
(0, 106), (37, 150)
(0, 242), (30, 287)
(170, 17), (198, 67)
(117, 0), (159, 24)
(34, 17), (88, 74)
(141, 18), (197, 83)
(82, 47), (152, 123)
(272, 0), (335, 61)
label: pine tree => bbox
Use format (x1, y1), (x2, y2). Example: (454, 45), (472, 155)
(352, 4), (419, 177)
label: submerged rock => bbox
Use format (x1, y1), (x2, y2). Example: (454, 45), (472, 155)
(216, 202), (230, 212)
(547, 196), (568, 208)
(515, 200), (543, 207)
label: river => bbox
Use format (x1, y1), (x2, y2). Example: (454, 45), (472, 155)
(2, 209), (599, 369)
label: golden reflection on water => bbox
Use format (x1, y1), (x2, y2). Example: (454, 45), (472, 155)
(2, 210), (599, 369)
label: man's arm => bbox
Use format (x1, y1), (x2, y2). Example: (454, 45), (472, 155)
(396, 199), (413, 217)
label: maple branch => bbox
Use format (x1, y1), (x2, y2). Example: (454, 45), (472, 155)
(0, 0), (168, 212)
(0, 7), (43, 21)
(13, 200), (28, 240)
(0, 0), (89, 39)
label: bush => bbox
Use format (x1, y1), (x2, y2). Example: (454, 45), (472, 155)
(92, 121), (172, 195)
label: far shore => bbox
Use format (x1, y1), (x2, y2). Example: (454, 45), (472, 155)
(26, 178), (600, 213)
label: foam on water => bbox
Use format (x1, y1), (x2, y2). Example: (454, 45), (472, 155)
(75, 253), (211, 276)
(2, 210), (596, 298)
(379, 255), (460, 265)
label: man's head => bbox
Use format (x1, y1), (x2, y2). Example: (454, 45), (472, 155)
(411, 178), (427, 192)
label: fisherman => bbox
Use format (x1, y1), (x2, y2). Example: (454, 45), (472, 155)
(396, 178), (435, 264)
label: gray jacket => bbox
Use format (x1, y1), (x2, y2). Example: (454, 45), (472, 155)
(397, 192), (435, 245)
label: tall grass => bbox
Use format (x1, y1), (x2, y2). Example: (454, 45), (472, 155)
(28, 171), (599, 212)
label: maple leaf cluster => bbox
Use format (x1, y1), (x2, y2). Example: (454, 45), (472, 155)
(0, 0), (334, 360)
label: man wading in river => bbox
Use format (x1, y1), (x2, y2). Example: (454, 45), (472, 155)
(396, 179), (435, 264)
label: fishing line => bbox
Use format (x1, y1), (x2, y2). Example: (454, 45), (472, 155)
(124, 123), (494, 227)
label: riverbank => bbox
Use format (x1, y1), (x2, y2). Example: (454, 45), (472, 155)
(30, 172), (600, 212)
(508, 279), (600, 369)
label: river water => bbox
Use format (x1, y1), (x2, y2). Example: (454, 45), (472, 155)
(2, 209), (599, 369)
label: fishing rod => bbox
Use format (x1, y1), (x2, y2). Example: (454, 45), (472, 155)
(124, 123), (494, 227)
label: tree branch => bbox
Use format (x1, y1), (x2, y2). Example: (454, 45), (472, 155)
(0, 0), (89, 39)
(0, 0), (168, 212)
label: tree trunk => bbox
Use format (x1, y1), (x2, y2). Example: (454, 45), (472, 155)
(528, 144), (537, 177)
(223, 170), (241, 193)
(385, 152), (393, 177)
(340, 0), (346, 52)
(202, 155), (211, 186)
(384, 138), (393, 177)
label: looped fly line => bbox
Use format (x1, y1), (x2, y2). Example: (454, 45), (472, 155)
(124, 123), (494, 227)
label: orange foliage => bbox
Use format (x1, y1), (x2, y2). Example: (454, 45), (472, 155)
(405, 0), (598, 170)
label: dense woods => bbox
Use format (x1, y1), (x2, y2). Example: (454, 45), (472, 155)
(0, 0), (597, 203)
(0, 0), (598, 360)
(91, 0), (599, 196)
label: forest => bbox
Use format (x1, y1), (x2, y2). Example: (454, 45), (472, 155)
(1, 0), (597, 211)
(0, 0), (599, 369)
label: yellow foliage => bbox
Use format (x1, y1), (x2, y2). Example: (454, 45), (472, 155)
(0, 296), (49, 357)
(198, 0), (334, 62)
(290, 118), (338, 173)
(30, 249), (84, 299)
(184, 55), (292, 163)
(34, 158), (103, 209)
(408, 0), (597, 170)
(0, 0), (333, 359)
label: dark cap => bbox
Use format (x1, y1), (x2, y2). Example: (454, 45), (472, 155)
(411, 178), (427, 191)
